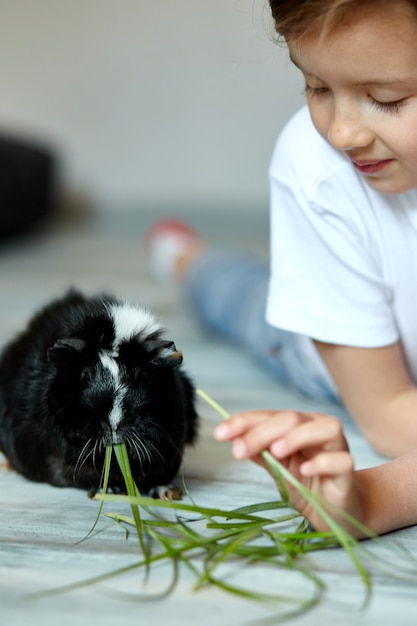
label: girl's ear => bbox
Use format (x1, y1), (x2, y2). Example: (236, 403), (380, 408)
(47, 338), (87, 366)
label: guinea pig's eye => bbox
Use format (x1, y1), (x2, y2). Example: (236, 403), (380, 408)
(132, 366), (144, 384)
(80, 367), (92, 385)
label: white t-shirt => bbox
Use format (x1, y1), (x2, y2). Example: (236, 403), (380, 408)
(266, 106), (417, 389)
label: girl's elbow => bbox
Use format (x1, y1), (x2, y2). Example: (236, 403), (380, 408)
(363, 427), (408, 459)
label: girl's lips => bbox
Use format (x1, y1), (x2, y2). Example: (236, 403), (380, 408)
(351, 159), (393, 175)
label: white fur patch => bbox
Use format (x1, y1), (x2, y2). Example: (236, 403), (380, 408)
(99, 352), (126, 431)
(100, 302), (161, 437)
(99, 351), (119, 379)
(110, 303), (160, 348)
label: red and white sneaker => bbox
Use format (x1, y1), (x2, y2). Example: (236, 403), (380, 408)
(146, 219), (204, 283)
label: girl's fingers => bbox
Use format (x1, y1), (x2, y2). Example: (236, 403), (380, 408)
(270, 416), (349, 459)
(299, 450), (354, 477)
(215, 410), (311, 459)
(214, 409), (347, 461)
(214, 410), (281, 441)
(300, 452), (356, 511)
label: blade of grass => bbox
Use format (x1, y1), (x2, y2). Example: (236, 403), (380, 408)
(75, 444), (114, 544)
(112, 443), (150, 561)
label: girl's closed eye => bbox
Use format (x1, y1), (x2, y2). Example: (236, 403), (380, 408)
(304, 83), (408, 116)
(369, 97), (407, 115)
(304, 84), (330, 98)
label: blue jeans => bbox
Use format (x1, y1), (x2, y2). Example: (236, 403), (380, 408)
(184, 249), (339, 402)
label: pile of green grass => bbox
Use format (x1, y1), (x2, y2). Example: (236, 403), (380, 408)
(49, 390), (417, 620)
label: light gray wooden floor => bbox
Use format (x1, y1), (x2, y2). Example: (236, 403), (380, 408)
(1, 208), (417, 626)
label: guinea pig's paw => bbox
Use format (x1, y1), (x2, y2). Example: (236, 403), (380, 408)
(148, 485), (183, 501)
(87, 485), (125, 499)
(0, 457), (12, 472)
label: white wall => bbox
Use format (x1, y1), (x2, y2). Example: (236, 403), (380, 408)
(0, 0), (304, 211)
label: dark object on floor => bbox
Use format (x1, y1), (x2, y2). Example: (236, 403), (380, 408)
(0, 134), (56, 238)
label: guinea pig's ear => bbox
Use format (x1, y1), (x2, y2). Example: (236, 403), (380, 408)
(47, 338), (87, 366)
(146, 339), (183, 365)
(161, 341), (183, 364)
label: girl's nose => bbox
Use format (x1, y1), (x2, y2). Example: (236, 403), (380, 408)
(327, 104), (374, 151)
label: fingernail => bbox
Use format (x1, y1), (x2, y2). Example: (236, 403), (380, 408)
(270, 439), (286, 456)
(214, 423), (229, 440)
(300, 461), (313, 475)
(232, 441), (247, 459)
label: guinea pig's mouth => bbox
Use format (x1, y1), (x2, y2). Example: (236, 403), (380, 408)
(100, 421), (124, 446)
(99, 427), (123, 446)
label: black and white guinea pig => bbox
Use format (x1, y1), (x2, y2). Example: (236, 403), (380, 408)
(0, 290), (198, 496)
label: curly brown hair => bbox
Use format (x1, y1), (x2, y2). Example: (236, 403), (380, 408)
(269, 0), (417, 41)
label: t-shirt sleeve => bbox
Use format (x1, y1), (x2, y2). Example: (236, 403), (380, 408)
(266, 171), (399, 348)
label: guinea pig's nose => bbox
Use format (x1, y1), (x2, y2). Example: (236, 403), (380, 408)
(100, 421), (118, 444)
(111, 428), (123, 444)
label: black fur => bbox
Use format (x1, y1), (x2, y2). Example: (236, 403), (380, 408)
(0, 290), (198, 493)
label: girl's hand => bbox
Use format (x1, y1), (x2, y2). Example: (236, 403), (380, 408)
(214, 409), (364, 534)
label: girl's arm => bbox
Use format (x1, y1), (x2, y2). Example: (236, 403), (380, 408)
(314, 340), (417, 457)
(214, 409), (417, 537)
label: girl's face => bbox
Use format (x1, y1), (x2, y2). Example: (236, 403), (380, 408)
(288, 2), (417, 194)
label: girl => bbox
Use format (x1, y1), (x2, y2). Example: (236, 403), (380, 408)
(148, 0), (417, 537)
